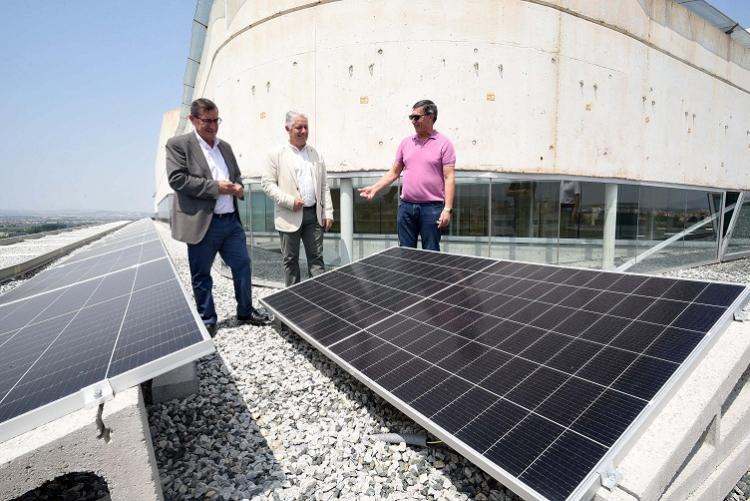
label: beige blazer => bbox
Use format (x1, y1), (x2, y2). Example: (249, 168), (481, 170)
(261, 143), (334, 233)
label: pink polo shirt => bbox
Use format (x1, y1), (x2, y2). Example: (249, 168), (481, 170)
(396, 130), (456, 203)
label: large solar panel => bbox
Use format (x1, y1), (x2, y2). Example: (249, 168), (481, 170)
(0, 219), (213, 443)
(261, 247), (748, 501)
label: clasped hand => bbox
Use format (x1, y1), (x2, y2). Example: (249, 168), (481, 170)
(218, 180), (244, 197)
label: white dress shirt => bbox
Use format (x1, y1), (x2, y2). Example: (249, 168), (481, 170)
(195, 132), (234, 214)
(289, 143), (317, 207)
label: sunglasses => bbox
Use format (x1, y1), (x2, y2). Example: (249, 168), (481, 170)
(408, 114), (427, 122)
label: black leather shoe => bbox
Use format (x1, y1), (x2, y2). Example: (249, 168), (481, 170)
(237, 309), (272, 326)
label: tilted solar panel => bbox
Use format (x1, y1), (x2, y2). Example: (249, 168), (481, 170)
(261, 246), (747, 501)
(0, 219), (213, 443)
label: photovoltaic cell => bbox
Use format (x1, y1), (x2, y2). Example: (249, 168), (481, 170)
(261, 246), (747, 501)
(0, 219), (213, 443)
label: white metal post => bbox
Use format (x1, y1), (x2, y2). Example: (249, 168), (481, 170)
(340, 178), (354, 265)
(603, 183), (618, 270)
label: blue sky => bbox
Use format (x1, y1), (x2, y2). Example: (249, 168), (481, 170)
(0, 1), (747, 214)
(0, 1), (194, 213)
(709, 0), (750, 26)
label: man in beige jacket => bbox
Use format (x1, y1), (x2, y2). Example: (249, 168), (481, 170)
(261, 111), (334, 286)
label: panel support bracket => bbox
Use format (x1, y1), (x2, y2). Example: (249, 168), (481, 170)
(598, 462), (623, 490)
(81, 380), (115, 408)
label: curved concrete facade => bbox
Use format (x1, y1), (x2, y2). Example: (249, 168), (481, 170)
(164, 0), (750, 192)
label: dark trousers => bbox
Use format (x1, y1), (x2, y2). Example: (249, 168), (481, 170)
(279, 206), (325, 287)
(397, 201), (444, 251)
(187, 214), (253, 326)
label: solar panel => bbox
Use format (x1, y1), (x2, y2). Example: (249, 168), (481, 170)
(0, 219), (213, 443)
(260, 247), (748, 501)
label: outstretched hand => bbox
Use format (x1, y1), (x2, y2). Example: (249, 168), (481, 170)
(358, 186), (376, 201)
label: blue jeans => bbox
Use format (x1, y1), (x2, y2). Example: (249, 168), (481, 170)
(397, 201), (444, 251)
(187, 214), (253, 326)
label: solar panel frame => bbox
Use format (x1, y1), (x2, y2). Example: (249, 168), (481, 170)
(0, 220), (214, 444)
(260, 246), (749, 501)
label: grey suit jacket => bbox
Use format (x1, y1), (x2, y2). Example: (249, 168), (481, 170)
(166, 132), (243, 244)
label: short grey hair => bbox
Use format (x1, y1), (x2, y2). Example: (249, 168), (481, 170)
(285, 111), (307, 130)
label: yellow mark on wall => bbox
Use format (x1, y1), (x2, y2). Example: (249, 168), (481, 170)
(360, 96), (369, 104)
(585, 103), (592, 111)
(260, 112), (267, 119)
(486, 92), (495, 102)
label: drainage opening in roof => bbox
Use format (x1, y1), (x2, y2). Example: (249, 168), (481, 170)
(12, 471), (110, 501)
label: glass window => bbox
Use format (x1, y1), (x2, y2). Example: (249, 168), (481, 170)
(441, 178), (490, 257)
(724, 194), (750, 257)
(723, 192), (741, 236)
(247, 183), (284, 284)
(557, 182), (606, 268)
(615, 184), (639, 267)
(353, 183), (398, 235)
(249, 184), (274, 233)
(627, 186), (720, 272)
(236, 187), (250, 229)
(323, 179), (341, 267)
(446, 180), (489, 237)
(560, 182), (605, 239)
(490, 181), (559, 263)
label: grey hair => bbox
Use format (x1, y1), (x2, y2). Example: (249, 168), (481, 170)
(285, 111), (307, 129)
(190, 98), (217, 118)
(413, 99), (437, 123)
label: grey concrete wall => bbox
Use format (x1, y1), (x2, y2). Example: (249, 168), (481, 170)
(153, 108), (180, 211)
(169, 0), (750, 191)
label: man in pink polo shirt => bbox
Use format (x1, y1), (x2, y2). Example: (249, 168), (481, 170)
(359, 99), (456, 251)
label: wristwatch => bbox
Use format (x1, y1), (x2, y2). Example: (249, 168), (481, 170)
(443, 208), (453, 213)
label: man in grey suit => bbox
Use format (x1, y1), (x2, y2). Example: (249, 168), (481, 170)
(262, 111), (334, 286)
(166, 98), (271, 335)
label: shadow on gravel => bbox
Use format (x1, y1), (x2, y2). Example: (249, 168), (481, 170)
(271, 322), (519, 501)
(147, 352), (281, 501)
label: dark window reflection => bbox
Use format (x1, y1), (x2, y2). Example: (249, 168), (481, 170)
(354, 185), (398, 234)
(726, 197), (750, 256)
(638, 187), (686, 241)
(447, 181), (489, 237)
(491, 181), (559, 238)
(249, 185), (274, 232)
(617, 185), (639, 240)
(723, 192), (741, 236)
(329, 185), (341, 234)
(560, 182), (604, 239)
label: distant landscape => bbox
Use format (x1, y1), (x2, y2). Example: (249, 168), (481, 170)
(0, 209), (151, 239)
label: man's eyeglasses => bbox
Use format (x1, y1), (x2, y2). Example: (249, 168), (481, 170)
(194, 117), (222, 125)
(408, 114), (426, 122)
